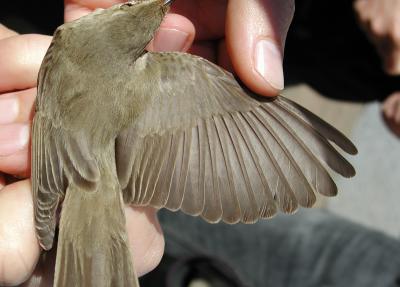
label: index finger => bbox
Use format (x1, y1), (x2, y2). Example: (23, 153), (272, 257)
(0, 34), (51, 93)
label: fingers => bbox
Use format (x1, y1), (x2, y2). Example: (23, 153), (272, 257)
(147, 13), (195, 52)
(0, 24), (18, 39)
(23, 207), (165, 283)
(0, 33), (47, 177)
(382, 92), (400, 137)
(63, 0), (295, 97)
(168, 0), (228, 62)
(65, 0), (225, 40)
(17, 246), (56, 287)
(0, 180), (41, 286)
(0, 88), (36, 174)
(354, 0), (400, 75)
(226, 0), (295, 96)
(0, 174), (5, 189)
(0, 88), (36, 124)
(0, 124), (29, 158)
(0, 148), (30, 178)
(378, 40), (400, 75)
(0, 89), (35, 176)
(64, 0), (124, 22)
(65, 2), (196, 53)
(0, 180), (164, 286)
(0, 35), (51, 93)
(383, 92), (400, 120)
(169, 0), (227, 40)
(125, 207), (164, 277)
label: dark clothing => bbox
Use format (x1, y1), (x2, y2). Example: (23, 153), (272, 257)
(284, 0), (400, 102)
(140, 210), (400, 287)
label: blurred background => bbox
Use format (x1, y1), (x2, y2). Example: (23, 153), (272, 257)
(1, 0), (400, 286)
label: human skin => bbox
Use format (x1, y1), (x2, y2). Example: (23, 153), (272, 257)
(354, 0), (400, 75)
(0, 0), (294, 285)
(382, 92), (400, 137)
(354, 0), (400, 136)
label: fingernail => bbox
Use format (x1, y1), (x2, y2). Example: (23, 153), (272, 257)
(0, 96), (19, 124)
(152, 28), (190, 52)
(0, 124), (29, 156)
(254, 39), (284, 90)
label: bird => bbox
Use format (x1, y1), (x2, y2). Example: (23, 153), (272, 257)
(31, 0), (357, 286)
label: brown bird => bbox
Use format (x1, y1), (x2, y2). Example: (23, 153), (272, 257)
(31, 0), (357, 286)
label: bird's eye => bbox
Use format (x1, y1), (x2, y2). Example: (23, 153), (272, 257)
(121, 2), (136, 9)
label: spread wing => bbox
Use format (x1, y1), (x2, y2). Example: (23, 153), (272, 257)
(116, 52), (357, 224)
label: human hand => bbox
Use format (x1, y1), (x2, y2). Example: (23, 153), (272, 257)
(353, 0), (400, 137)
(0, 24), (48, 286)
(382, 92), (400, 137)
(0, 25), (164, 286)
(64, 0), (295, 96)
(354, 0), (400, 75)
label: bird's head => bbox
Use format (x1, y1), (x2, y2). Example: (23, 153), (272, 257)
(53, 0), (172, 64)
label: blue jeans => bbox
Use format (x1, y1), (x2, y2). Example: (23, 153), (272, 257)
(145, 209), (400, 287)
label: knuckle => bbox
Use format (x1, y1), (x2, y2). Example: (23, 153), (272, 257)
(370, 19), (386, 36)
(392, 23), (400, 43)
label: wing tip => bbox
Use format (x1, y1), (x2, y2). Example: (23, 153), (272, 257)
(346, 166), (357, 178)
(37, 233), (54, 251)
(275, 95), (359, 156)
(335, 141), (358, 155)
(342, 141), (358, 156)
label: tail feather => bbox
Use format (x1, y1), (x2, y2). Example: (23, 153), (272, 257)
(54, 182), (139, 287)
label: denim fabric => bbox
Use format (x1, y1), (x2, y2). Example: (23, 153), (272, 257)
(153, 209), (400, 287)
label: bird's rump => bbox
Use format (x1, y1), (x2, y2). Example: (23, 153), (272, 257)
(115, 52), (357, 224)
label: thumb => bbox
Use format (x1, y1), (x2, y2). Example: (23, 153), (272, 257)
(226, 0), (294, 96)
